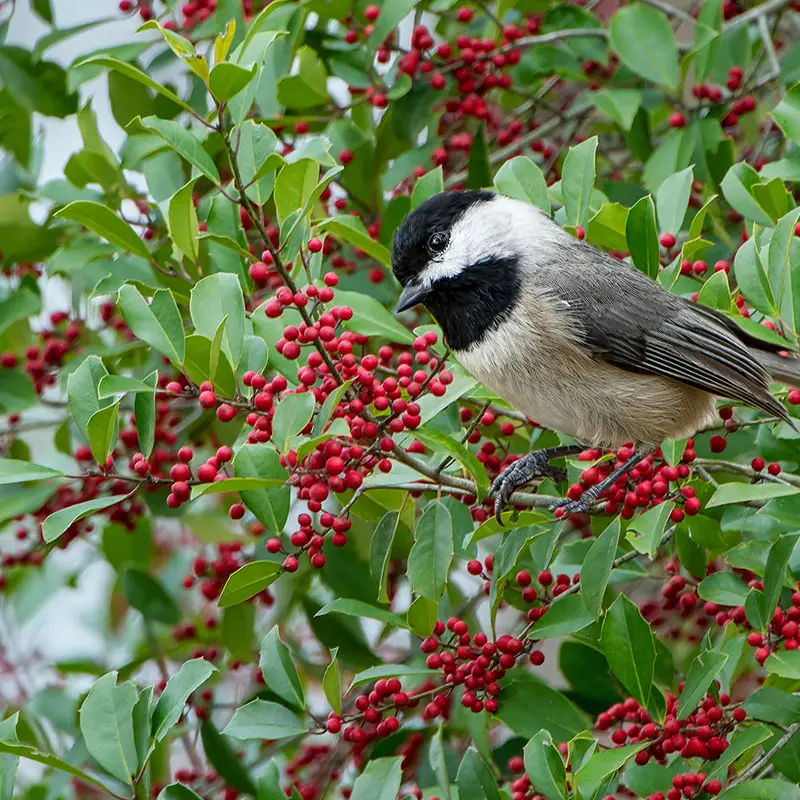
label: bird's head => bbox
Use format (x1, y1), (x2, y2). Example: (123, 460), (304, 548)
(391, 189), (499, 313)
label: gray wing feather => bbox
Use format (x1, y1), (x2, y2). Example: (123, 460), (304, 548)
(529, 236), (790, 422)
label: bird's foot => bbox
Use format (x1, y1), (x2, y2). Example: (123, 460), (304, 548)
(490, 452), (568, 524)
(549, 496), (592, 516)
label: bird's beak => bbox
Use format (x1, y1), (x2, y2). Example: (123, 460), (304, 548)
(395, 282), (429, 313)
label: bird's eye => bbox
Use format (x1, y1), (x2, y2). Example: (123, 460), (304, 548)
(427, 232), (448, 254)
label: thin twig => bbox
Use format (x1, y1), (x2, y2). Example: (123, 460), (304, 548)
(727, 722), (800, 787)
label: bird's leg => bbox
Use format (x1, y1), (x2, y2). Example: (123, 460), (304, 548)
(550, 445), (657, 516)
(491, 444), (583, 523)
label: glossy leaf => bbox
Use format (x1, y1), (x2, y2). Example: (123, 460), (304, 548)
(232, 445), (290, 533)
(0, 459), (63, 484)
(609, 4), (678, 89)
(350, 757), (404, 800)
(209, 62), (256, 102)
(456, 747), (501, 800)
(190, 274), (245, 367)
(677, 650), (728, 719)
(322, 649), (341, 715)
(523, 731), (567, 800)
(218, 561), (282, 608)
(152, 659), (216, 742)
(168, 178), (200, 262)
(117, 286), (185, 364)
(602, 594), (656, 706)
(122, 567), (180, 624)
(271, 392), (315, 453)
(561, 137), (598, 229)
(79, 673), (138, 786)
(493, 155), (550, 213)
(369, 511), (399, 603)
(140, 117), (220, 184)
(54, 201), (150, 259)
(42, 492), (133, 543)
(707, 482), (800, 507)
(626, 195), (659, 278)
(407, 502), (453, 601)
(316, 598), (406, 628)
(259, 628), (304, 708)
(581, 518), (620, 619)
(223, 700), (306, 740)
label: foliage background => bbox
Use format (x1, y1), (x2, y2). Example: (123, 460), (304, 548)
(2, 0), (800, 799)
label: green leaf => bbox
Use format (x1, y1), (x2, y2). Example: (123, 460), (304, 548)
(223, 700), (306, 740)
(627, 501), (674, 558)
(407, 502), (453, 601)
(698, 571), (750, 606)
(765, 649), (800, 679)
(272, 392), (316, 453)
(42, 492), (133, 543)
(87, 401), (119, 465)
(311, 379), (353, 438)
(493, 156), (550, 214)
(236, 120), (279, 207)
(561, 137), (598, 229)
(697, 269), (733, 311)
(201, 721), (256, 795)
(152, 659), (216, 742)
(347, 664), (436, 691)
(766, 208), (800, 331)
(349, 757), (404, 800)
(317, 217), (392, 267)
(456, 747), (501, 800)
(626, 195), (659, 278)
(168, 178), (200, 262)
(467, 125), (492, 192)
(523, 731), (567, 800)
(580, 519), (620, 619)
(760, 532), (799, 622)
(369, 511), (399, 604)
(316, 598), (406, 628)
(677, 650), (728, 719)
(118, 286), (185, 364)
(332, 289), (413, 343)
(221, 602), (254, 662)
(31, 0), (53, 24)
(530, 593), (594, 639)
(209, 62), (256, 102)
(0, 289), (41, 337)
(190, 477), (284, 500)
(772, 83), (800, 147)
(742, 689), (800, 727)
(406, 595), (438, 638)
(218, 561), (281, 608)
(720, 163), (775, 226)
(602, 594), (655, 706)
(140, 116), (220, 184)
(158, 785), (203, 800)
(134, 371), (158, 460)
(79, 673), (138, 786)
(274, 158), (318, 224)
(0, 46), (77, 117)
(366, 0), (414, 53)
(122, 567), (180, 624)
(322, 648), (341, 715)
(67, 356), (109, 442)
(190, 274), (245, 367)
(717, 781), (800, 800)
(429, 723), (450, 800)
(589, 88), (642, 131)
(656, 166), (693, 237)
(232, 445), (290, 533)
(54, 201), (150, 259)
(411, 166), (444, 210)
(0, 459), (62, 484)
(707, 482), (800, 507)
(609, 3), (678, 89)
(259, 628), (304, 708)
(574, 742), (650, 799)
(184, 334), (237, 396)
(495, 674), (587, 742)
(414, 427), (490, 500)
(97, 375), (157, 397)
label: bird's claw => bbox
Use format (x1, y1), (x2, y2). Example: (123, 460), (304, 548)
(490, 455), (568, 525)
(549, 496), (592, 516)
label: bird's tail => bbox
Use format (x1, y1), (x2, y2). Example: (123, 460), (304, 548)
(753, 350), (800, 387)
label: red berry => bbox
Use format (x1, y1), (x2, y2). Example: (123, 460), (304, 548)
(198, 390), (217, 408)
(670, 111), (687, 128)
(365, 4), (379, 20)
(659, 232), (676, 249)
(308, 237), (323, 253)
(229, 503), (245, 520)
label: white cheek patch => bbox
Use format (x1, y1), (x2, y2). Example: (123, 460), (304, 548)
(418, 195), (562, 288)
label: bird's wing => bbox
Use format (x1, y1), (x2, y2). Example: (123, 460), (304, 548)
(545, 256), (790, 422)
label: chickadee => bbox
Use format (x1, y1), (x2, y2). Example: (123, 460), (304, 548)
(391, 190), (800, 521)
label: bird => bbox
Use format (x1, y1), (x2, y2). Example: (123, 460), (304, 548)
(390, 190), (800, 522)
